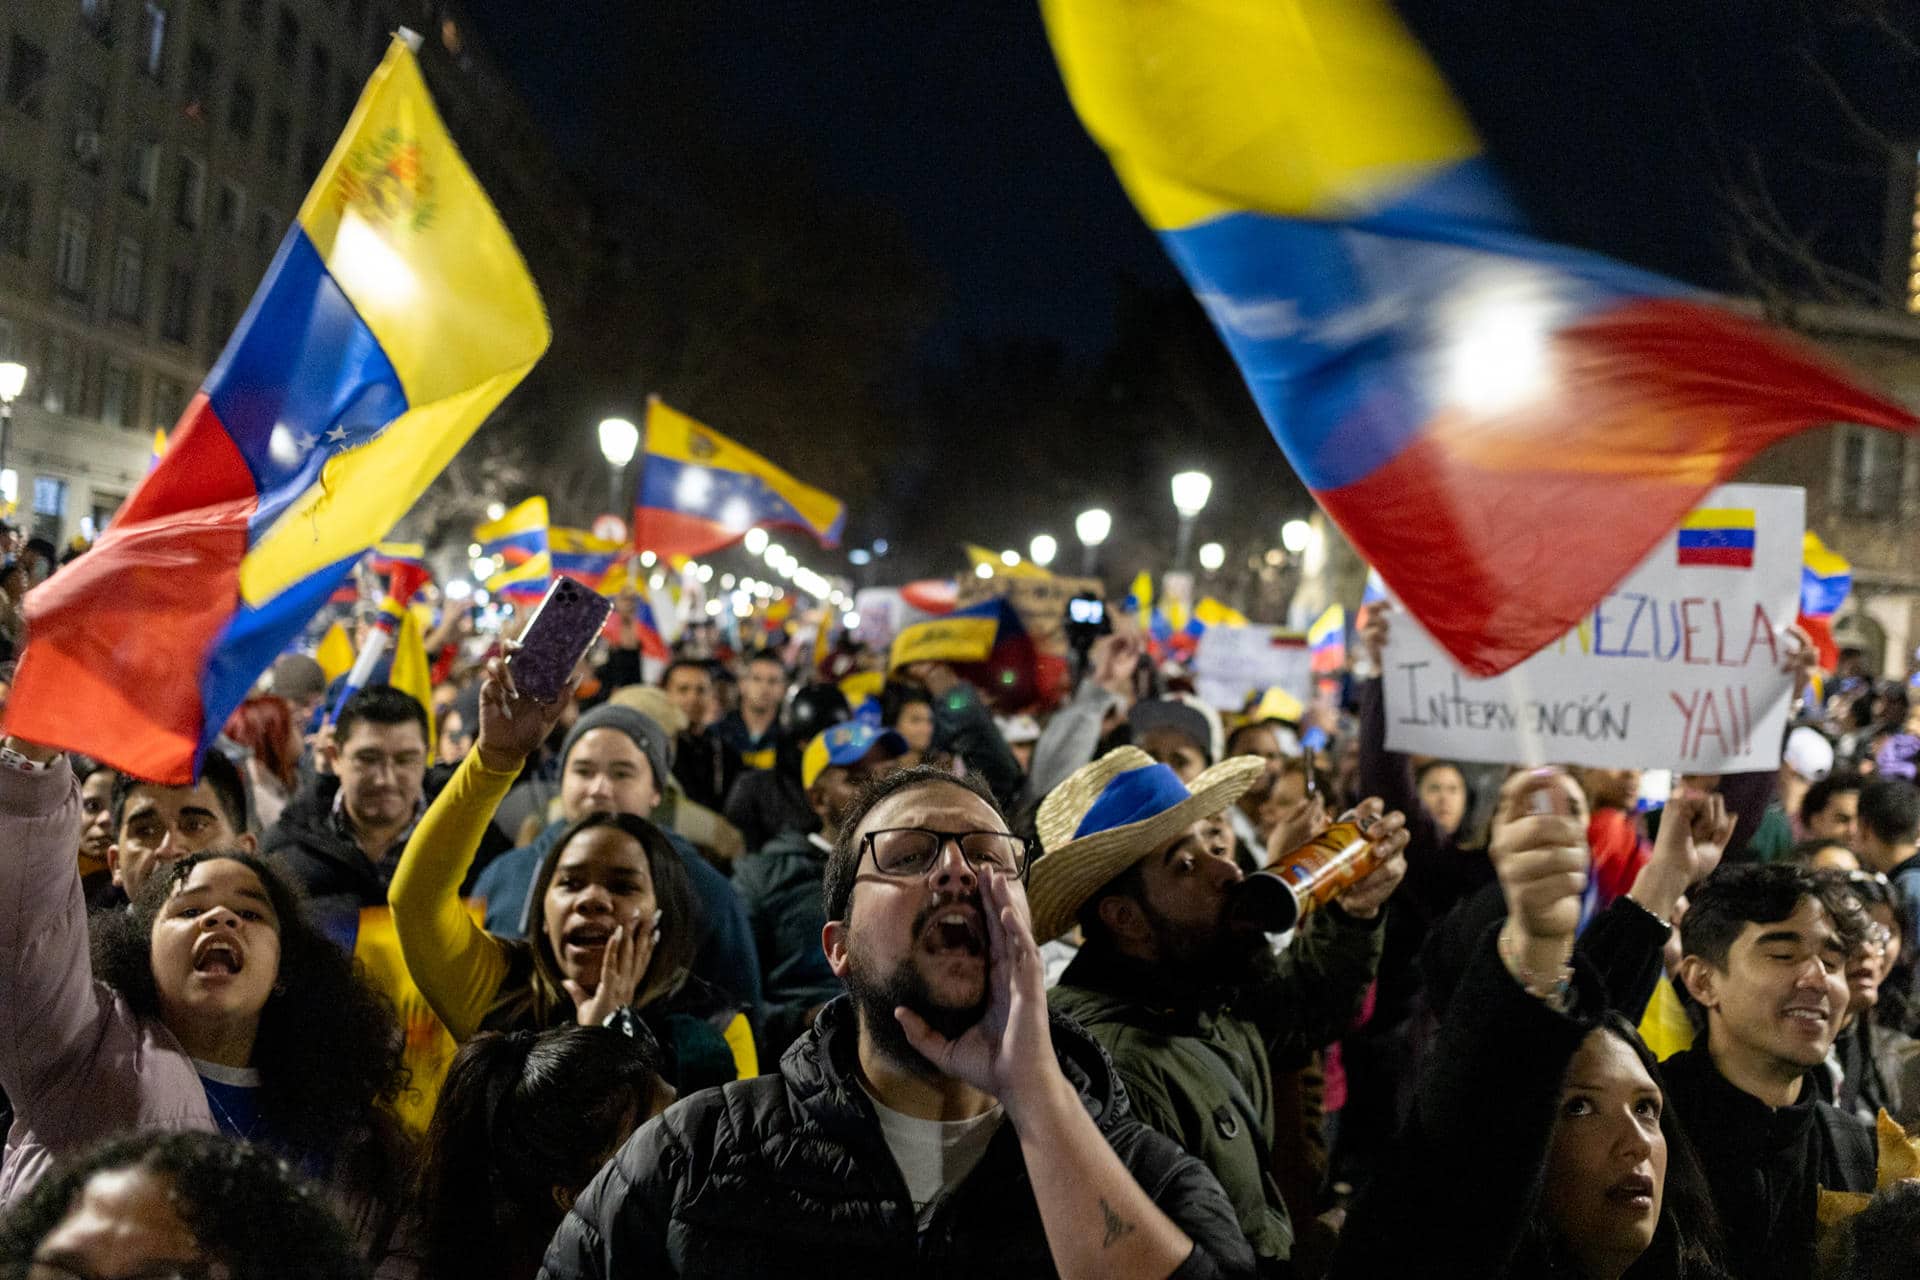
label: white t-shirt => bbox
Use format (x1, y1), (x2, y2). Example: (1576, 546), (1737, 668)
(861, 1083), (1006, 1229)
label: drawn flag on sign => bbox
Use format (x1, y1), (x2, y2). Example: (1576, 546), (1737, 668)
(1676, 509), (1756, 569)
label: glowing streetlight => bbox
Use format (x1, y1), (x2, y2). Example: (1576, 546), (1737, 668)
(1075, 507), (1111, 576)
(975, 562), (994, 580)
(1198, 542), (1226, 572)
(1281, 519), (1312, 554)
(596, 416), (639, 516)
(1170, 470), (1212, 569)
(1029, 534), (1057, 568)
(1000, 549), (1019, 567)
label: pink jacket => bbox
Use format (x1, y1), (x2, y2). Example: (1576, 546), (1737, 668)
(0, 758), (214, 1206)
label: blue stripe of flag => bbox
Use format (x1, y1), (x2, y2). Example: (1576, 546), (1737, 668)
(1676, 528), (1756, 551)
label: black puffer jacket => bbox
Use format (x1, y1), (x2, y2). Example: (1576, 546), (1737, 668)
(539, 997), (1255, 1279)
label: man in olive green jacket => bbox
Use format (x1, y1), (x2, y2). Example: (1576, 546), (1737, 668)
(1033, 747), (1408, 1275)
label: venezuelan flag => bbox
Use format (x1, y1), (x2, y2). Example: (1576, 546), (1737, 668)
(8, 38), (546, 781)
(1122, 571), (1153, 617)
(369, 540), (426, 579)
(333, 554), (435, 732)
(1801, 532), (1852, 619)
(550, 525), (629, 595)
(475, 497), (551, 601)
(1195, 596), (1249, 628)
(635, 399), (845, 559)
(1041, 0), (1917, 677)
(1675, 508), (1756, 569)
(1308, 604), (1347, 674)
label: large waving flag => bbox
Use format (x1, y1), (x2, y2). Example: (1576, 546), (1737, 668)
(1041, 0), (1916, 677)
(550, 526), (630, 595)
(634, 398), (846, 559)
(8, 37), (547, 781)
(475, 497), (550, 601)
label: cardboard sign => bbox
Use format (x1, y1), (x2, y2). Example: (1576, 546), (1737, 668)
(1384, 484), (1804, 771)
(1193, 625), (1313, 714)
(956, 573), (1103, 658)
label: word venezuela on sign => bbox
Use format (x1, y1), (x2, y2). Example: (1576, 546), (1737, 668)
(1382, 485), (1802, 771)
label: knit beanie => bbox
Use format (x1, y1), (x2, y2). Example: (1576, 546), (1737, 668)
(560, 704), (670, 790)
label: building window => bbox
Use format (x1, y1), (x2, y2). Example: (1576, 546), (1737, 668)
(266, 107), (290, 167)
(160, 265), (194, 342)
(173, 154), (205, 228)
(101, 360), (134, 428)
(307, 45), (330, 113)
(110, 237), (144, 321)
(138, 3), (168, 81)
(228, 77), (255, 138)
(0, 179), (30, 257)
(215, 182), (244, 235)
(153, 375), (186, 428)
(184, 40), (216, 118)
(124, 139), (160, 202)
(54, 210), (91, 299)
(34, 475), (69, 517)
(5, 38), (50, 118)
(81, 0), (115, 42)
(39, 334), (70, 414)
(274, 8), (299, 68)
(70, 85), (105, 173)
(207, 286), (236, 351)
(1834, 426), (1905, 518)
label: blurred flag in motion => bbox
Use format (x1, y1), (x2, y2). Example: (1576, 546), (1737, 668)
(475, 497), (551, 601)
(8, 37), (547, 781)
(551, 526), (630, 595)
(1041, 0), (1916, 676)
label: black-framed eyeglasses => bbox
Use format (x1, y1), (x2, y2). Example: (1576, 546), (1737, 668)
(858, 828), (1031, 879)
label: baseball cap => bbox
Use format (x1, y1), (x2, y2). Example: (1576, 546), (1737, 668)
(1782, 726), (1834, 783)
(802, 722), (908, 790)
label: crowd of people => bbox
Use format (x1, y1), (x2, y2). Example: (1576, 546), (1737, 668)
(3, 558), (1920, 1280)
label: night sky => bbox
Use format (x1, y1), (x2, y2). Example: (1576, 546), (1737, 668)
(456, 1), (1920, 578)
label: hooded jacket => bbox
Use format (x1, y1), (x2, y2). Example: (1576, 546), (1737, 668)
(259, 773), (391, 935)
(1048, 905), (1384, 1266)
(537, 997), (1255, 1280)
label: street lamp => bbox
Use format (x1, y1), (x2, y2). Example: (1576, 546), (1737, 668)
(597, 417), (639, 519)
(1281, 518), (1312, 554)
(1170, 470), (1212, 571)
(1198, 541), (1225, 573)
(1029, 534), (1057, 568)
(1075, 507), (1111, 576)
(744, 527), (769, 556)
(0, 361), (26, 511)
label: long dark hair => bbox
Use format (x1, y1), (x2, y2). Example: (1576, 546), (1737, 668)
(1533, 1015), (1729, 1280)
(0, 1130), (369, 1280)
(91, 851), (411, 1171)
(415, 1026), (660, 1280)
(495, 812), (696, 1031)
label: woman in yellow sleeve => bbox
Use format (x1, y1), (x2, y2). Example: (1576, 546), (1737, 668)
(390, 658), (749, 1100)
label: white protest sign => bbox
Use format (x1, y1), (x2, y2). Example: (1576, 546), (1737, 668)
(1384, 484), (1803, 771)
(1194, 625), (1313, 714)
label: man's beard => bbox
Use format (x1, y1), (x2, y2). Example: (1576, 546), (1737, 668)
(1140, 897), (1267, 993)
(845, 905), (991, 1082)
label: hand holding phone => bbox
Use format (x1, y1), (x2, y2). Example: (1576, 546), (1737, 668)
(506, 578), (614, 703)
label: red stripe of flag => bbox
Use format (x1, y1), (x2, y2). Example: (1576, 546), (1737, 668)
(1676, 546), (1754, 568)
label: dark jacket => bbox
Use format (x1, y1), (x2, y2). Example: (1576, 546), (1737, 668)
(259, 774), (391, 938)
(1661, 1046), (1874, 1280)
(1334, 924), (1735, 1280)
(1049, 906), (1385, 1266)
(731, 829), (841, 1056)
(931, 682), (1024, 815)
(538, 997), (1255, 1280)
(471, 819), (765, 1034)
(672, 728), (743, 814)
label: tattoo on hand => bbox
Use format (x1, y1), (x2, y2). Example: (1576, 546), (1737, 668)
(1100, 1197), (1137, 1248)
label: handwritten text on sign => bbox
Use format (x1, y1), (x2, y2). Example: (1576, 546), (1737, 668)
(1384, 485), (1803, 771)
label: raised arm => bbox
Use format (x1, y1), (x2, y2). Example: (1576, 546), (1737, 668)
(390, 658), (571, 1042)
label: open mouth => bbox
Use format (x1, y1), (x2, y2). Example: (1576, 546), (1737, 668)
(919, 904), (986, 957)
(563, 922), (614, 951)
(1605, 1173), (1655, 1209)
(1782, 1003), (1830, 1029)
(192, 938), (244, 976)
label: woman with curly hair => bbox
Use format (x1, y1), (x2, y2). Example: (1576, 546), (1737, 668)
(0, 1130), (369, 1280)
(0, 734), (413, 1269)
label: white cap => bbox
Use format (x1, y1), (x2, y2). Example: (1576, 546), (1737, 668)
(1783, 726), (1834, 782)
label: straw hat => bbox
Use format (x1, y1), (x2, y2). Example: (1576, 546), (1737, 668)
(1028, 746), (1265, 943)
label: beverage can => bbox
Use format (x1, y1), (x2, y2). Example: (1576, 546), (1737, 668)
(1229, 821), (1379, 934)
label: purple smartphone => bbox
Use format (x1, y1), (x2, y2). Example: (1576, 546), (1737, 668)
(507, 577), (613, 703)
